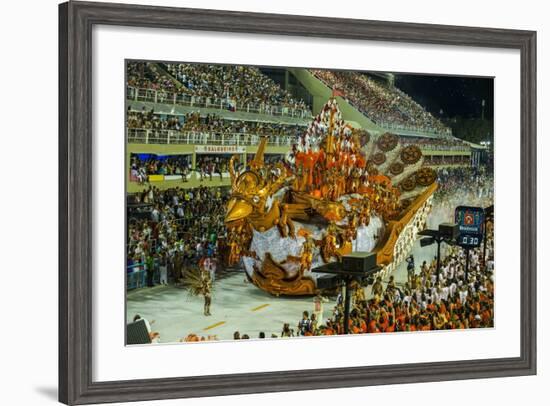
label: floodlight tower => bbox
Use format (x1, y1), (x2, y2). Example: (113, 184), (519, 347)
(313, 253), (380, 334)
(418, 223), (458, 283)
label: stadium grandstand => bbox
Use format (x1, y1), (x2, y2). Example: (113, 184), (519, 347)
(126, 62), (494, 342)
(127, 62), (482, 193)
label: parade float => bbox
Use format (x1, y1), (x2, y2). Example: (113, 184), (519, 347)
(224, 98), (437, 296)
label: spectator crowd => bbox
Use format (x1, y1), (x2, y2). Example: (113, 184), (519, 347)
(310, 69), (451, 136)
(127, 61), (311, 117)
(127, 61), (180, 92)
(423, 155), (471, 167)
(130, 154), (192, 183)
(194, 155), (232, 181)
(168, 163), (494, 342)
(127, 107), (306, 144)
(279, 231), (493, 337)
(126, 186), (230, 288)
(129, 153), (239, 183)
(226, 165), (494, 339)
(400, 135), (470, 151)
(125, 65), (494, 341)
(163, 62), (309, 113)
(181, 227), (494, 341)
(429, 166), (494, 228)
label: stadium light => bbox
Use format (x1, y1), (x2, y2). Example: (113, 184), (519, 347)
(313, 253), (380, 334)
(418, 223), (458, 283)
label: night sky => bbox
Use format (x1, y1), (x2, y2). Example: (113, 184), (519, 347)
(393, 74), (494, 120)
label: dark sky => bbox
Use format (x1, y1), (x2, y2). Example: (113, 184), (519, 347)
(393, 74), (494, 120)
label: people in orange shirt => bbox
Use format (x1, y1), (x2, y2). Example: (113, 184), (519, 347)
(385, 316), (396, 333)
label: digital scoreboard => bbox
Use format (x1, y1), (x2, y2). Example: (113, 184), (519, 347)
(454, 206), (485, 248)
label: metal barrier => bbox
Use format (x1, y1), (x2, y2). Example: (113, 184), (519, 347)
(127, 127), (467, 152)
(127, 86), (312, 119)
(127, 269), (147, 290)
(127, 262), (146, 290)
(127, 128), (296, 146)
(127, 263), (161, 290)
(310, 72), (452, 138)
(401, 140), (471, 152)
(375, 121), (453, 138)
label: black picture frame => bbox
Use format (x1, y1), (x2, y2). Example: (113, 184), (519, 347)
(59, 1), (537, 404)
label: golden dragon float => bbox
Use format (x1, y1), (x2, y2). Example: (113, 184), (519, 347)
(225, 98), (437, 296)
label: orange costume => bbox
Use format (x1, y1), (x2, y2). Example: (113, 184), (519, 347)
(295, 151), (322, 190)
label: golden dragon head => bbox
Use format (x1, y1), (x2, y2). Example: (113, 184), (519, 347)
(225, 136), (290, 226)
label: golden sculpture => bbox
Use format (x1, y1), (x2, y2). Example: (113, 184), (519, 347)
(299, 232), (316, 277)
(319, 223), (351, 263)
(225, 98), (437, 296)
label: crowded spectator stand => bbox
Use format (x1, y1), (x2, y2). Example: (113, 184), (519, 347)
(126, 185), (230, 290)
(127, 61), (312, 119)
(124, 63), (494, 344)
(310, 69), (452, 137)
(175, 214), (494, 341)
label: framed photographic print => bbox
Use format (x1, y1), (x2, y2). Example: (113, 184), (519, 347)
(59, 1), (536, 404)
